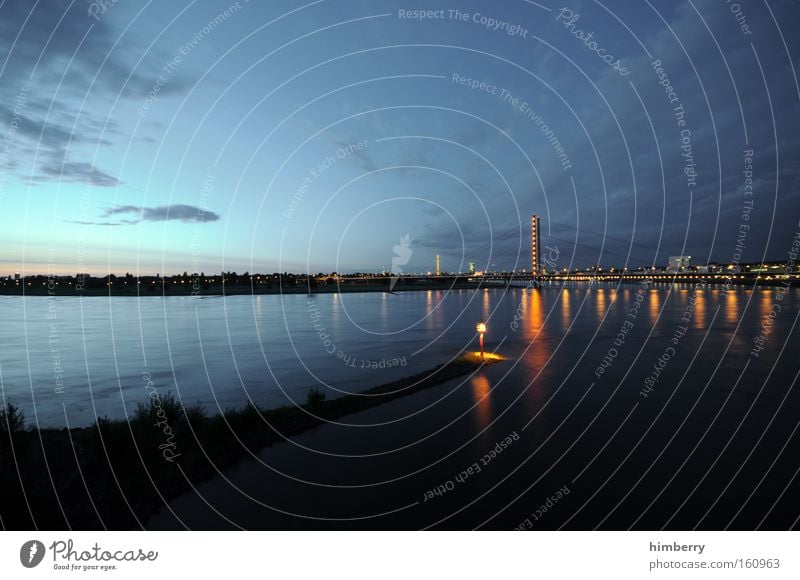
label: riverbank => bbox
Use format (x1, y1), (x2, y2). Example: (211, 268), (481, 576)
(0, 352), (504, 530)
(0, 281), (479, 297)
(1, 276), (796, 296)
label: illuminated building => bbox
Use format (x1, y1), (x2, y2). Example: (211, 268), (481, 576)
(667, 256), (691, 272)
(436, 254), (440, 276)
(531, 214), (540, 275)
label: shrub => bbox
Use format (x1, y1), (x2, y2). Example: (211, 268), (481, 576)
(305, 388), (327, 407)
(182, 403), (207, 428)
(0, 403), (25, 434)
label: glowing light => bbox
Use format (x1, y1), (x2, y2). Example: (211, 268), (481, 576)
(476, 320), (487, 360)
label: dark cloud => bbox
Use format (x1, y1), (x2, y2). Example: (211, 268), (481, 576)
(0, 1), (197, 184)
(38, 161), (120, 187)
(408, 0), (800, 268)
(0, 1), (192, 98)
(102, 204), (221, 223)
(65, 204), (220, 226)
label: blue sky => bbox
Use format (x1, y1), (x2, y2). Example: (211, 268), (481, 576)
(0, 0), (798, 275)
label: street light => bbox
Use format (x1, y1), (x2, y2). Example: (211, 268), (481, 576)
(476, 320), (487, 360)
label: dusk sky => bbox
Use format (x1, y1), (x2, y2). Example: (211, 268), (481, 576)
(1, 0), (798, 275)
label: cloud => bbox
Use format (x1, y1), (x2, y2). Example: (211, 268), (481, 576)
(102, 204), (220, 223)
(38, 161), (120, 187)
(63, 219), (132, 226)
(0, 1), (198, 186)
(405, 0), (800, 268)
(64, 204), (220, 226)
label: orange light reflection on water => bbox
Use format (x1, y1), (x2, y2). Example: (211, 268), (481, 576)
(725, 291), (739, 325)
(692, 287), (707, 329)
(648, 289), (661, 325)
(596, 287), (607, 323)
(519, 289), (551, 424)
(560, 288), (571, 329)
(470, 374), (492, 432)
(759, 289), (772, 319)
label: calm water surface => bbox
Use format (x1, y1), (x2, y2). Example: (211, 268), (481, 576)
(2, 284), (799, 529)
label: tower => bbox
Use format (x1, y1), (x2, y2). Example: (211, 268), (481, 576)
(531, 214), (540, 275)
(436, 254), (440, 276)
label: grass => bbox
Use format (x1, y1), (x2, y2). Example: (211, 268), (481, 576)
(0, 353), (503, 530)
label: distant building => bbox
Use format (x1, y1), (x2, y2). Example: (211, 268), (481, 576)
(531, 214), (541, 274)
(14, 272), (20, 281)
(468, 262), (476, 275)
(435, 255), (440, 276)
(667, 256), (691, 272)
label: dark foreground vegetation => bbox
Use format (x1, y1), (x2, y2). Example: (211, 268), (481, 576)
(0, 353), (501, 530)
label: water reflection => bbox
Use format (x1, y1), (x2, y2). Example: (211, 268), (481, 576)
(526, 288), (544, 336)
(3, 285), (795, 428)
(596, 288), (606, 323)
(725, 291), (739, 325)
(470, 373), (492, 432)
(692, 288), (707, 329)
(331, 293), (341, 327)
(521, 289), (551, 424)
(759, 289), (772, 319)
(561, 288), (571, 329)
(425, 290), (435, 330)
(429, 290), (444, 329)
(649, 289), (661, 325)
(380, 291), (389, 331)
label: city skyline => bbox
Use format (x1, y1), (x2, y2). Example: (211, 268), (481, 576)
(1, 254), (793, 279)
(1, 1), (798, 277)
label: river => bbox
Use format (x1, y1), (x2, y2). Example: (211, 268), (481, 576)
(2, 283), (798, 529)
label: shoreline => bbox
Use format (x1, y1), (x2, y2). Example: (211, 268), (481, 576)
(0, 277), (795, 297)
(0, 281), (477, 297)
(0, 352), (504, 530)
